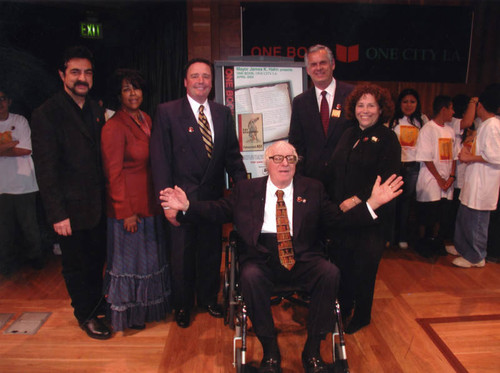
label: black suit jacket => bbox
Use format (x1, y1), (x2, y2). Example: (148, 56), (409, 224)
(31, 91), (105, 230)
(289, 81), (354, 182)
(150, 97), (246, 202)
(184, 175), (375, 264)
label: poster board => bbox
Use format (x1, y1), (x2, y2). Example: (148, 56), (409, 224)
(214, 58), (307, 178)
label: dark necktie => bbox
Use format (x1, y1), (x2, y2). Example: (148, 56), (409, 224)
(320, 91), (330, 135)
(276, 190), (295, 270)
(198, 105), (213, 158)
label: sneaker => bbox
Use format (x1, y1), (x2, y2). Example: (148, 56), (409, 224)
(452, 257), (486, 268)
(398, 241), (408, 249)
(445, 245), (459, 256)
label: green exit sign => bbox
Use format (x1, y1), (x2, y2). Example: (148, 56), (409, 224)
(80, 22), (103, 39)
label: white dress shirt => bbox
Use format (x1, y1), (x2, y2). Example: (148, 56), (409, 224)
(314, 78), (337, 114)
(261, 178), (294, 235)
(187, 94), (215, 141)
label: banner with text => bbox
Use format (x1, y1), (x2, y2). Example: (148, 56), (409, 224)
(241, 3), (473, 83)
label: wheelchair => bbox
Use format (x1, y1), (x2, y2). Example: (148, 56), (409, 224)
(223, 231), (349, 372)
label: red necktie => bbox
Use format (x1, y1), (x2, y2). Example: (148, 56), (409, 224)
(276, 190), (295, 270)
(320, 91), (329, 135)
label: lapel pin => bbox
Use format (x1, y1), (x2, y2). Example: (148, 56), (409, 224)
(188, 126), (194, 133)
(296, 196), (307, 203)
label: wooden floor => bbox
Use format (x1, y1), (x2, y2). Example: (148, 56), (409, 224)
(0, 247), (499, 373)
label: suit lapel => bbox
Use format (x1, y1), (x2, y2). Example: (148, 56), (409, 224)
(292, 176), (308, 237)
(115, 110), (150, 142)
(180, 98), (210, 168)
(306, 88), (327, 141)
(57, 91), (96, 144)
(251, 177), (267, 246)
(326, 84), (349, 139)
(202, 101), (223, 177)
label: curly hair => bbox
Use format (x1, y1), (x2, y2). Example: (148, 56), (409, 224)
(345, 84), (395, 124)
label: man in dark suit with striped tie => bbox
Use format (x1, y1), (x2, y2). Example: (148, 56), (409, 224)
(150, 58), (247, 328)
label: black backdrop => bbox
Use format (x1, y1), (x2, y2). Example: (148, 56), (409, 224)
(242, 2), (473, 83)
(0, 0), (187, 118)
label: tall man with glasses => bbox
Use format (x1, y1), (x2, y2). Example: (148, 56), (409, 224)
(31, 46), (111, 340)
(159, 141), (403, 373)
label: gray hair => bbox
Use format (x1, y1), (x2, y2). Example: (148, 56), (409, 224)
(304, 44), (335, 66)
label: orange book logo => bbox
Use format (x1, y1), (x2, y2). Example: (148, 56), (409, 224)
(438, 138), (453, 161)
(336, 44), (359, 63)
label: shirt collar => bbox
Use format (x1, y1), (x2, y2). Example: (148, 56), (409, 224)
(187, 94), (209, 114)
(314, 78), (336, 99)
(267, 176), (294, 198)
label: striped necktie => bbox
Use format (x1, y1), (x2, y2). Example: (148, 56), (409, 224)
(198, 105), (213, 159)
(276, 189), (295, 270)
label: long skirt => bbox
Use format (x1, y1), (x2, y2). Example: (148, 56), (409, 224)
(104, 215), (171, 331)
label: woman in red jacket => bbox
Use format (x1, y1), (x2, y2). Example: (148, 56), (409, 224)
(101, 69), (170, 331)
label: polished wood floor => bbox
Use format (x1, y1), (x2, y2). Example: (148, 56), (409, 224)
(0, 246), (499, 373)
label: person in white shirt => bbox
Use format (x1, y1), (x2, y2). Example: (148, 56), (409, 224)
(450, 88), (500, 267)
(389, 88), (429, 249)
(0, 89), (42, 275)
(415, 96), (458, 257)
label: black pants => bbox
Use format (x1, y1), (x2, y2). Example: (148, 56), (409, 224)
(0, 192), (41, 272)
(240, 234), (339, 338)
(331, 224), (384, 325)
(168, 221), (222, 309)
(58, 219), (106, 324)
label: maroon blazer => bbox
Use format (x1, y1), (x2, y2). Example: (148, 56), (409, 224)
(101, 109), (158, 219)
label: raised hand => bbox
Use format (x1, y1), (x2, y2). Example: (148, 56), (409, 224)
(367, 174), (403, 210)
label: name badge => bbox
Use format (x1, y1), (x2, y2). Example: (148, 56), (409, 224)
(331, 109), (341, 118)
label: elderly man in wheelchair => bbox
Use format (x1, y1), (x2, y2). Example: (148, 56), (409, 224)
(160, 141), (402, 373)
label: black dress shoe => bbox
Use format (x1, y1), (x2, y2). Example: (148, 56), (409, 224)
(175, 309), (190, 328)
(130, 324), (146, 330)
(80, 317), (112, 340)
(301, 352), (328, 373)
(345, 319), (370, 334)
(204, 303), (224, 318)
(29, 257), (45, 270)
(259, 355), (281, 373)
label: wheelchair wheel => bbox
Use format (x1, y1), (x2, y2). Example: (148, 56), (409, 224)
(223, 263), (230, 325)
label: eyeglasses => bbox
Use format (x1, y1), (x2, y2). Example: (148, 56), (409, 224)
(268, 155), (298, 164)
(0, 96), (8, 102)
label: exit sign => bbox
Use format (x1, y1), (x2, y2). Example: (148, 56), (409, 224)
(80, 22), (103, 39)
